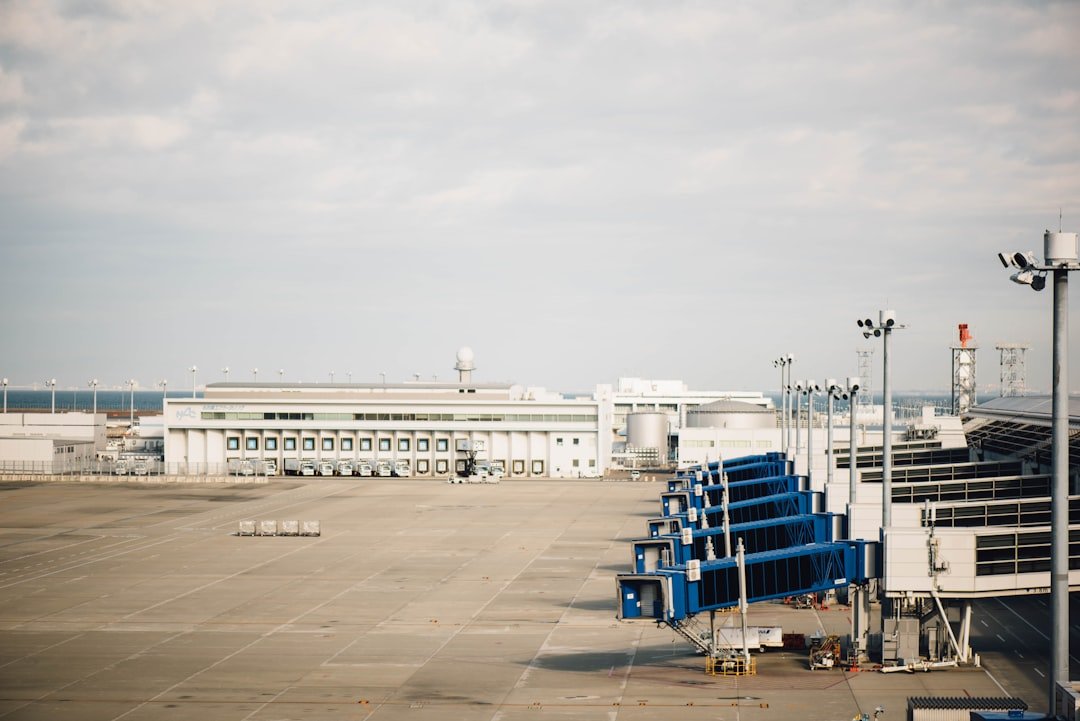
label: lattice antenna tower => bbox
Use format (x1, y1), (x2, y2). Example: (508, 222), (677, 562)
(951, 324), (977, 415)
(856, 349), (874, 410)
(996, 344), (1030, 397)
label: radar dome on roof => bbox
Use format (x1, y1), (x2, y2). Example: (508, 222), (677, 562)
(455, 347), (475, 370)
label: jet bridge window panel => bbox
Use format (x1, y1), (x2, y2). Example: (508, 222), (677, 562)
(892, 476), (1050, 505)
(927, 498), (1079, 528)
(975, 528), (1080, 576)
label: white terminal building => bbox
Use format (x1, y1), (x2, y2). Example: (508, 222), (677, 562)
(161, 350), (780, 477)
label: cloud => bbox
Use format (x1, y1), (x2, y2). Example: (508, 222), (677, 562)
(25, 114), (190, 153)
(0, 1), (1078, 391)
(0, 66), (26, 106)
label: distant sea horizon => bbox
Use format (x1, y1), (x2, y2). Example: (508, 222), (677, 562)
(0, 389), (1015, 415)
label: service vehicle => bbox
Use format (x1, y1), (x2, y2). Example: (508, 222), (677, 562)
(356, 460), (373, 477)
(263, 459), (277, 476)
(337, 460), (354, 476)
(299, 460), (316, 476)
(375, 461), (392, 477)
(317, 461), (335, 476)
(715, 625), (784, 653)
(392, 460), (410, 477)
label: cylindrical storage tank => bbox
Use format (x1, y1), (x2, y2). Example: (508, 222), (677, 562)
(626, 411), (669, 453)
(686, 400), (775, 430)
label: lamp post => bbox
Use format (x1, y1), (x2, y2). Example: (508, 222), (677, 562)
(222, 366), (230, 382)
(846, 377), (861, 503)
(998, 231), (1078, 709)
(773, 355), (792, 455)
(379, 371), (386, 385)
(789, 380), (805, 457)
(252, 367), (259, 382)
(46, 378), (56, 413)
(824, 379), (847, 486)
(159, 379), (168, 400)
(89, 379), (99, 416)
(190, 366), (198, 398)
(3, 377), (8, 413)
(803, 381), (820, 483)
(127, 379), (136, 427)
(856, 311), (905, 530)
(347, 371), (352, 383)
(330, 370), (335, 383)
(785, 357), (796, 452)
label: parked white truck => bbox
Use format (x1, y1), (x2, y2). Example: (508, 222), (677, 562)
(375, 460), (392, 477)
(714, 625), (784, 653)
(356, 460), (373, 477)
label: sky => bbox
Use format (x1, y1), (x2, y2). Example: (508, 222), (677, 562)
(1, 1), (1079, 395)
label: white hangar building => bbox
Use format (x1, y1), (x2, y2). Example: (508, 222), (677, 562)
(163, 379), (610, 479)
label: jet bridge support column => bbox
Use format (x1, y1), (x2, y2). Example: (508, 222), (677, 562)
(850, 584), (870, 661)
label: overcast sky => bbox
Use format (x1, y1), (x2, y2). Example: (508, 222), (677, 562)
(1, 1), (1078, 395)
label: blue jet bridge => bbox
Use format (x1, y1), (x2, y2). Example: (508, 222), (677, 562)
(632, 512), (842, 573)
(617, 540), (877, 622)
(647, 490), (822, 537)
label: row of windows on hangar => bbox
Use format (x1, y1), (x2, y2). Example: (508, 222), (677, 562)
(203, 411), (598, 422)
(227, 436), (586, 452)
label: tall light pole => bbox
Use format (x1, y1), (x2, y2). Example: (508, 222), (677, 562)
(330, 370), (335, 383)
(347, 370), (352, 383)
(89, 379), (99, 416)
(803, 381), (820, 482)
(856, 311), (905, 530)
(46, 378), (56, 413)
(998, 231), (1078, 709)
(846, 377), (860, 503)
(790, 380), (805, 456)
(379, 371), (386, 385)
(252, 367), (259, 382)
(785, 357), (795, 452)
(190, 365), (198, 398)
(824, 379), (847, 486)
(159, 379), (168, 400)
(278, 368), (285, 383)
(222, 366), (230, 382)
(773, 356), (792, 454)
(3, 378), (8, 413)
(127, 379), (136, 427)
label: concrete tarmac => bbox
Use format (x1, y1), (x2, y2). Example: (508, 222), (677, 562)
(0, 478), (1024, 720)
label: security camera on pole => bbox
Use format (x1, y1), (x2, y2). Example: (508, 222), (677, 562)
(998, 230), (1078, 711)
